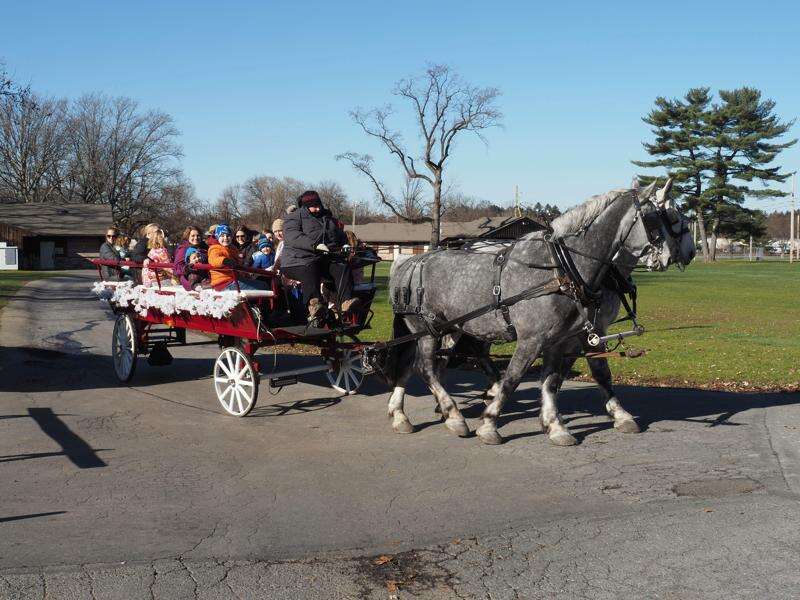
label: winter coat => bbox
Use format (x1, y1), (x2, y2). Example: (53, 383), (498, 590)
(250, 249), (275, 270)
(174, 240), (208, 290)
(130, 237), (149, 263)
(183, 264), (210, 290)
(281, 207), (347, 269)
(208, 243), (240, 290)
(99, 242), (121, 280)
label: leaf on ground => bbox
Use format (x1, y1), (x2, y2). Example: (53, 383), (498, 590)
(374, 555), (393, 565)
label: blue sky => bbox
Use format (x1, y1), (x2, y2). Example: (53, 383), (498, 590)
(4, 0), (800, 213)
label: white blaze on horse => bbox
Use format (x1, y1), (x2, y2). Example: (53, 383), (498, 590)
(382, 180), (694, 446)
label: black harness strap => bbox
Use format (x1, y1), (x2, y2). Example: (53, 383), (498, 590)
(492, 245), (516, 340)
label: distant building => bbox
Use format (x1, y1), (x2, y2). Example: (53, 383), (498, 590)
(348, 215), (548, 259)
(0, 203), (113, 269)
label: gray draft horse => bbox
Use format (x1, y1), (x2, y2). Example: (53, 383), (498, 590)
(384, 181), (694, 446)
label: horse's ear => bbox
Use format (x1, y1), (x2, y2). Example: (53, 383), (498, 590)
(638, 180), (657, 200)
(656, 177), (674, 206)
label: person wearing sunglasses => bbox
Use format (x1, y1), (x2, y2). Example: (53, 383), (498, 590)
(99, 227), (121, 280)
(233, 226), (256, 264)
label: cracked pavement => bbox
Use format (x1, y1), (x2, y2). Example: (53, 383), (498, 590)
(1, 273), (799, 598)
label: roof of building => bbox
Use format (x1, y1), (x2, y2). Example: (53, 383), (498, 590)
(347, 215), (547, 243)
(0, 203), (113, 236)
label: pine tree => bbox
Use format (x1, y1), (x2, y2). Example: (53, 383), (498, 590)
(702, 88), (795, 259)
(633, 88), (714, 259)
(634, 87), (796, 261)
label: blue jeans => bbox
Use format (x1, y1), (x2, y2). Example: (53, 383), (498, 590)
(225, 279), (268, 291)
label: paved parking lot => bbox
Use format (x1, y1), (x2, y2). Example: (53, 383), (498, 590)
(1, 272), (799, 598)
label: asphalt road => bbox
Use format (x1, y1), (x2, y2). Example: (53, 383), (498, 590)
(1, 272), (799, 599)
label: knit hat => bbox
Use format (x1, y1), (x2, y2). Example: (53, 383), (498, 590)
(214, 224), (232, 239)
(256, 235), (273, 250)
(271, 218), (284, 232)
(297, 190), (322, 208)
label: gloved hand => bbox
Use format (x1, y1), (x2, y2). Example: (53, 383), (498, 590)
(222, 258), (237, 268)
(342, 244), (352, 253)
(315, 244), (330, 253)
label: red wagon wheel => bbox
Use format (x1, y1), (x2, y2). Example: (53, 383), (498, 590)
(214, 346), (259, 417)
(112, 313), (138, 383)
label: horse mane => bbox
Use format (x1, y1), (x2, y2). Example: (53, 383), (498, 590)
(525, 189), (628, 238)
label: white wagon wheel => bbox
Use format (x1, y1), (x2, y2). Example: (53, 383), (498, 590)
(112, 313), (138, 383)
(214, 346), (259, 417)
(325, 335), (365, 396)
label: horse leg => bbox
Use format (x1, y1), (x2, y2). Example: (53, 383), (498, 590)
(477, 342), (502, 401)
(476, 340), (540, 445)
(540, 349), (578, 446)
(387, 365), (414, 434)
(417, 336), (470, 437)
(586, 355), (640, 433)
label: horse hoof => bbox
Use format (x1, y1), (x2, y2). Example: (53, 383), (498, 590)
(549, 432), (578, 446)
(445, 418), (470, 437)
(615, 419), (640, 434)
(392, 419), (415, 434)
(476, 425), (503, 445)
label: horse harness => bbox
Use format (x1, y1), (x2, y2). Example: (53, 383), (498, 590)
(386, 235), (641, 351)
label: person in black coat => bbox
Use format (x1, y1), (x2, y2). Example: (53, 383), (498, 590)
(280, 190), (356, 325)
(98, 227), (121, 280)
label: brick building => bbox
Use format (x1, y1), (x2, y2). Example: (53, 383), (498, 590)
(0, 203), (113, 269)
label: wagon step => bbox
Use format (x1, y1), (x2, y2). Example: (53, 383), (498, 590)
(268, 364), (333, 388)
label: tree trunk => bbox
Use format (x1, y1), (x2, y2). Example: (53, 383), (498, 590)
(430, 176), (442, 248)
(696, 214), (711, 262)
(709, 217), (719, 261)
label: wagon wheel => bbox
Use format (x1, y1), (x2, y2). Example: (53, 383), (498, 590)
(325, 335), (365, 396)
(112, 313), (138, 383)
(214, 346), (259, 417)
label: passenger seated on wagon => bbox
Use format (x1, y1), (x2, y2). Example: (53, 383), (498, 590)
(140, 225), (176, 287)
(207, 224), (268, 292)
(174, 225), (207, 289)
(183, 247), (211, 290)
(280, 190), (358, 326)
(249, 235), (275, 270)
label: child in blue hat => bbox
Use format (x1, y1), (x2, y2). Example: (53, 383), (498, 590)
(249, 235), (275, 270)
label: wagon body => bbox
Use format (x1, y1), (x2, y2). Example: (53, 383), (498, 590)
(92, 252), (380, 416)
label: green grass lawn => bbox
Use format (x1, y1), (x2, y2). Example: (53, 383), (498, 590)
(361, 260), (800, 391)
(0, 270), (60, 312)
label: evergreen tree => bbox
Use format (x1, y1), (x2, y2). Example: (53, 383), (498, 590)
(633, 88), (714, 259)
(701, 88), (795, 259)
(634, 87), (796, 261)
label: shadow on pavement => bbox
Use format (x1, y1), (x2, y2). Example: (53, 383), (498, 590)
(3, 343), (798, 443)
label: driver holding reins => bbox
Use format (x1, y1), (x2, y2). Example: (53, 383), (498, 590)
(281, 190), (359, 326)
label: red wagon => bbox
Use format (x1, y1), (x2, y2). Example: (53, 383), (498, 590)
(91, 251), (381, 417)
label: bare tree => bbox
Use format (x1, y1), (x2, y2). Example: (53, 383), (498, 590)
(242, 175), (305, 229)
(338, 64), (502, 246)
(316, 179), (350, 216)
(65, 94), (183, 228)
(215, 184), (244, 225)
(0, 93), (68, 203)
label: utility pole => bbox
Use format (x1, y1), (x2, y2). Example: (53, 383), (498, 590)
(514, 185), (522, 218)
(352, 201), (357, 230)
(791, 173), (796, 263)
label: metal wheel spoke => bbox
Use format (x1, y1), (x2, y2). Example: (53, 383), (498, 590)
(344, 368), (352, 393)
(235, 388), (245, 413)
(238, 379), (254, 387)
(214, 376), (229, 384)
(226, 352), (235, 376)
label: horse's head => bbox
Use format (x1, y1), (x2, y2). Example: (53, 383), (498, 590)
(626, 178), (695, 271)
